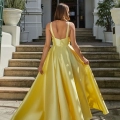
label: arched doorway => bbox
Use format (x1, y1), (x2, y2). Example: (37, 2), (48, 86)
(51, 0), (85, 28)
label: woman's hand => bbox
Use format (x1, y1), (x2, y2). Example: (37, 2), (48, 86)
(38, 65), (43, 74)
(83, 57), (89, 65)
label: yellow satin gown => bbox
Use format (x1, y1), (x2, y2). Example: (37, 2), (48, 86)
(11, 22), (109, 120)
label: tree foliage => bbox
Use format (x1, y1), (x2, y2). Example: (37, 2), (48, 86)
(96, 0), (114, 32)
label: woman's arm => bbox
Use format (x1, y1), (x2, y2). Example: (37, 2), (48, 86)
(38, 23), (51, 74)
(69, 22), (89, 65)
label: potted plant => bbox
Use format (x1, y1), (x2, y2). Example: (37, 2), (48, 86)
(3, 0), (27, 26)
(96, 0), (114, 42)
(111, 0), (120, 25)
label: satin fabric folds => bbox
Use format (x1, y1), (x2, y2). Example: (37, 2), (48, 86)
(11, 22), (109, 120)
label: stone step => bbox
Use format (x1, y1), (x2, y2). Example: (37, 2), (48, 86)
(33, 39), (99, 43)
(40, 34), (95, 37)
(0, 76), (120, 88)
(16, 45), (44, 52)
(75, 28), (93, 31)
(0, 87), (29, 100)
(12, 52), (42, 59)
(0, 87), (120, 100)
(42, 28), (93, 33)
(92, 68), (120, 77)
(40, 35), (95, 38)
(43, 28), (92, 31)
(75, 28), (92, 31)
(33, 36), (101, 42)
(12, 52), (119, 60)
(96, 77), (120, 88)
(9, 59), (120, 68)
(90, 60), (120, 68)
(100, 88), (120, 100)
(4, 67), (120, 77)
(4, 67), (38, 77)
(16, 46), (116, 52)
(0, 77), (34, 87)
(42, 33), (94, 36)
(85, 52), (119, 60)
(41, 33), (94, 36)
(9, 59), (40, 67)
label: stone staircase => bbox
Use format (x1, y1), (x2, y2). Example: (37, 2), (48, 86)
(33, 28), (102, 42)
(0, 45), (120, 100)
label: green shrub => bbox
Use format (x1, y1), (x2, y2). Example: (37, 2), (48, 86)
(113, 0), (120, 8)
(4, 0), (27, 10)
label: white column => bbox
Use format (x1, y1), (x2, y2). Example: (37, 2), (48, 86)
(93, 0), (105, 42)
(0, 32), (15, 77)
(85, 0), (94, 28)
(113, 26), (120, 56)
(42, 0), (51, 28)
(77, 0), (79, 28)
(2, 26), (20, 46)
(20, 0), (43, 42)
(94, 0), (99, 8)
(57, 0), (59, 4)
(111, 8), (120, 56)
(93, 0), (99, 36)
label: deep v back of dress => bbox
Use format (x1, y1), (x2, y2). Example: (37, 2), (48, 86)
(50, 22), (70, 46)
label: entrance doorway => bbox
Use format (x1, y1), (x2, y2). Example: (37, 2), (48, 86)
(51, 0), (85, 28)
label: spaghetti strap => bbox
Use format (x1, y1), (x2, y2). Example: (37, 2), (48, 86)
(50, 22), (55, 38)
(66, 22), (69, 38)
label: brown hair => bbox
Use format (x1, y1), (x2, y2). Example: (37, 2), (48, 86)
(54, 3), (70, 21)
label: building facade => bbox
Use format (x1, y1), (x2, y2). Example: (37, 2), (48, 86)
(23, 0), (102, 42)
(42, 0), (94, 29)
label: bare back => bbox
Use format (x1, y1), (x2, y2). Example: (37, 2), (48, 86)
(50, 20), (77, 48)
(51, 20), (69, 39)
(45, 20), (77, 49)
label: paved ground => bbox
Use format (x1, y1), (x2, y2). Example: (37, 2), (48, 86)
(0, 100), (120, 120)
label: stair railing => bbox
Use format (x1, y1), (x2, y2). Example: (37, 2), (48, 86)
(0, 0), (4, 60)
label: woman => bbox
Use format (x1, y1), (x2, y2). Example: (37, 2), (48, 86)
(11, 3), (109, 120)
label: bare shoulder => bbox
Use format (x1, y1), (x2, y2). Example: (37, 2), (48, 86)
(69, 22), (75, 30)
(46, 22), (51, 30)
